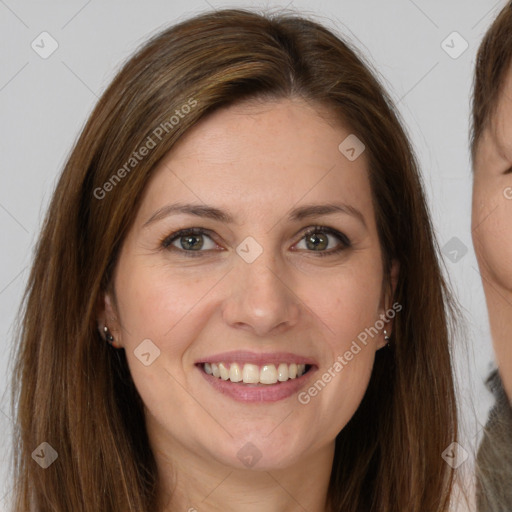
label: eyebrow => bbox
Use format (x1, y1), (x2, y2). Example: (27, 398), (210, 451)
(143, 202), (367, 229)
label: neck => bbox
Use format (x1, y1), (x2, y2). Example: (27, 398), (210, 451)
(481, 277), (512, 403)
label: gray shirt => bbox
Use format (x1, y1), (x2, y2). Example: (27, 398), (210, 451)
(476, 370), (512, 511)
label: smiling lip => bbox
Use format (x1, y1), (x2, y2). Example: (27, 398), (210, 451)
(196, 350), (317, 366)
(196, 350), (317, 403)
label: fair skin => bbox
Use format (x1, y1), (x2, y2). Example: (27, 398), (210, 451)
(473, 68), (512, 403)
(99, 97), (398, 512)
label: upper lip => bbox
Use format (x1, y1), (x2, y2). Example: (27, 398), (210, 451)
(197, 350), (317, 366)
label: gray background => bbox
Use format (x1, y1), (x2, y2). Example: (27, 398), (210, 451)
(0, 0), (504, 509)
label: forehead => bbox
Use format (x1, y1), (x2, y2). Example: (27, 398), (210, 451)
(168, 97), (354, 167)
(142, 97), (373, 215)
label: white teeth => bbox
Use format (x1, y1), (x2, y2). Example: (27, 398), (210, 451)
(202, 361), (310, 384)
(229, 362), (242, 382)
(277, 363), (289, 381)
(260, 364), (278, 384)
(242, 364), (260, 384)
(219, 363), (229, 380)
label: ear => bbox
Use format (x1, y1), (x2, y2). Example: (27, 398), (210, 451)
(376, 258), (400, 349)
(96, 291), (123, 348)
(389, 258), (400, 300)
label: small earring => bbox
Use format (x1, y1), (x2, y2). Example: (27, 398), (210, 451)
(383, 329), (390, 345)
(103, 325), (114, 344)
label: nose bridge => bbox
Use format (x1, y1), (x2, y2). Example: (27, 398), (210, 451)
(239, 237), (288, 306)
(244, 248), (282, 296)
(222, 234), (300, 335)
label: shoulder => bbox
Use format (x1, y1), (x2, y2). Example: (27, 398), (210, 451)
(475, 370), (512, 511)
(485, 369), (512, 432)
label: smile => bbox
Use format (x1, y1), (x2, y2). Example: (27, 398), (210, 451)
(202, 362), (311, 384)
(195, 351), (317, 402)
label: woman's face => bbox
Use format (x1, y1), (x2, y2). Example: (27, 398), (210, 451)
(102, 97), (397, 472)
(473, 69), (512, 400)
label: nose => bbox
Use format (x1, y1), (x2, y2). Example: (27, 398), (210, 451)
(221, 248), (301, 337)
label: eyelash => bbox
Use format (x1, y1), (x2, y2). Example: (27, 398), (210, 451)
(160, 225), (351, 258)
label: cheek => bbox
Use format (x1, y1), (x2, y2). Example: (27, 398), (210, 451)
(299, 334), (376, 442)
(311, 256), (383, 410)
(299, 257), (383, 400)
(314, 259), (383, 340)
(115, 267), (214, 435)
(116, 264), (218, 340)
(473, 191), (512, 292)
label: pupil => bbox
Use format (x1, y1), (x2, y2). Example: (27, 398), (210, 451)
(183, 235), (202, 250)
(307, 232), (327, 251)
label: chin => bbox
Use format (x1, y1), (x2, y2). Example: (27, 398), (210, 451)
(208, 432), (309, 471)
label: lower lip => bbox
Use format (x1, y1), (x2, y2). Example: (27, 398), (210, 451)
(197, 365), (316, 403)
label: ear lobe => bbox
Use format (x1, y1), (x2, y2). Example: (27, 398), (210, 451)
(377, 258), (400, 349)
(96, 292), (122, 348)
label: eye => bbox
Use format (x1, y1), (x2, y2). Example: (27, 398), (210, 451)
(161, 228), (218, 257)
(293, 225), (351, 256)
(160, 225), (351, 258)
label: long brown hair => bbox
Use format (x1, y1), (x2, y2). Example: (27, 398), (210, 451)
(11, 8), (458, 511)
